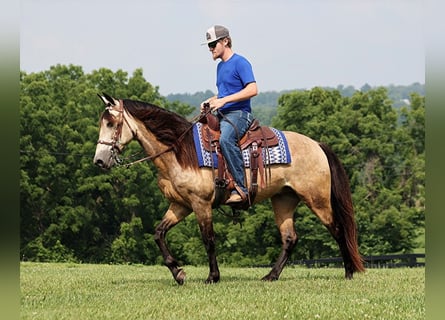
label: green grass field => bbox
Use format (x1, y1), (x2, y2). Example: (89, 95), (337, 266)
(20, 262), (424, 319)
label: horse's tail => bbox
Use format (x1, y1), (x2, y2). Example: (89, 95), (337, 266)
(319, 142), (366, 274)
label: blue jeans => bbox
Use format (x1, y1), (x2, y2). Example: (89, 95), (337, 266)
(219, 110), (253, 195)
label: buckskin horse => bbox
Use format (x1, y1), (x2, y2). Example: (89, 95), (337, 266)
(93, 93), (365, 284)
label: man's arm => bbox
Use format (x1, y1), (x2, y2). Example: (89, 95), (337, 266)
(209, 82), (258, 111)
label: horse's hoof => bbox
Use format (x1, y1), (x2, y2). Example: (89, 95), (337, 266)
(261, 274), (278, 282)
(175, 269), (186, 285)
(345, 272), (354, 280)
(205, 277), (219, 284)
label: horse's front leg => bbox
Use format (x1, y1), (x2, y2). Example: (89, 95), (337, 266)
(192, 200), (219, 283)
(154, 203), (191, 285)
(195, 204), (220, 284)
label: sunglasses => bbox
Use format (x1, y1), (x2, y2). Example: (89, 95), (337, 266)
(208, 40), (219, 49)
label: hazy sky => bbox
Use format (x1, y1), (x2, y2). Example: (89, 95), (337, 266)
(20, 0), (424, 95)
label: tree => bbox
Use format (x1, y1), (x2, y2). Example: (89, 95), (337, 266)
(111, 216), (158, 264)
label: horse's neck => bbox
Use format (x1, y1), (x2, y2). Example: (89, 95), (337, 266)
(133, 120), (179, 171)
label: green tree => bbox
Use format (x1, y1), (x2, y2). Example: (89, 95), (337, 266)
(111, 216), (157, 264)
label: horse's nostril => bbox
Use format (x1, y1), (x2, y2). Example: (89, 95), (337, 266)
(95, 159), (104, 167)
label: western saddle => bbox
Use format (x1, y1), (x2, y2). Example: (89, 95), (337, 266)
(199, 105), (279, 210)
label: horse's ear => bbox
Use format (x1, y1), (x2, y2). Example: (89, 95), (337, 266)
(97, 93), (108, 105)
(103, 92), (116, 105)
(97, 92), (116, 106)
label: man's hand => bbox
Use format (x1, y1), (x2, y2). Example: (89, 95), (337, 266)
(209, 98), (226, 111)
(200, 96), (216, 113)
(200, 95), (225, 112)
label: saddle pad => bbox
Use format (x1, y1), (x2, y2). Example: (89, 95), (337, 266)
(192, 122), (292, 168)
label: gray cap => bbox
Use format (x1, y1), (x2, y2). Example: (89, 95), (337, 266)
(202, 25), (230, 45)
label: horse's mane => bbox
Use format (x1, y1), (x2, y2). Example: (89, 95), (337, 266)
(123, 99), (198, 169)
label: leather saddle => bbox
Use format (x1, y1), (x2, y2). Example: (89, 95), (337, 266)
(199, 110), (279, 209)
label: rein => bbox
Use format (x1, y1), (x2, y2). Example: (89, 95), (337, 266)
(101, 101), (212, 168)
(121, 146), (174, 168)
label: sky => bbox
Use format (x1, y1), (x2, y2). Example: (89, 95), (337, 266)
(20, 0), (425, 96)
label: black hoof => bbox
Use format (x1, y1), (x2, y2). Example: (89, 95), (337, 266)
(205, 274), (220, 284)
(261, 274), (279, 281)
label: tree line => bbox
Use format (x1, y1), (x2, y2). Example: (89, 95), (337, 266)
(20, 64), (424, 266)
(166, 83), (425, 126)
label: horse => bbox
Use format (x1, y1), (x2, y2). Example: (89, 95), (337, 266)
(93, 93), (365, 284)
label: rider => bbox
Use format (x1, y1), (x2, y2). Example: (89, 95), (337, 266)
(200, 25), (258, 204)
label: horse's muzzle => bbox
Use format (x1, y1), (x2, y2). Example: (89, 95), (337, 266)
(94, 158), (106, 168)
(93, 153), (113, 170)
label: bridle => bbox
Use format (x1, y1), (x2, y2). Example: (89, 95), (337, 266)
(96, 100), (128, 165)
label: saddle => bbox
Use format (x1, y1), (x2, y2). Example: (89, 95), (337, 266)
(199, 110), (279, 209)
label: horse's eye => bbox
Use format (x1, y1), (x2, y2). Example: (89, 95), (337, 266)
(107, 122), (114, 128)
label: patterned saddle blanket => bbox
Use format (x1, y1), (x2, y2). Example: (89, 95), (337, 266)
(192, 122), (292, 168)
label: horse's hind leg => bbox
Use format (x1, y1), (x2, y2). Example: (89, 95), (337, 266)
(325, 223), (355, 279)
(262, 191), (299, 281)
(154, 203), (191, 285)
(309, 202), (361, 279)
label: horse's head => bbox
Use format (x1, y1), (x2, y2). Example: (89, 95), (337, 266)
(93, 93), (135, 169)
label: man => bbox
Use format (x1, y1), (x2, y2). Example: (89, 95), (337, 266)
(201, 25), (258, 204)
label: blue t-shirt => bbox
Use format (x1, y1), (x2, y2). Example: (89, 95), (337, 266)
(216, 53), (256, 114)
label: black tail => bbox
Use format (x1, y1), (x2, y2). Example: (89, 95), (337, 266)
(319, 143), (365, 274)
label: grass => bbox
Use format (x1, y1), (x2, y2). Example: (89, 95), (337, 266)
(20, 262), (424, 320)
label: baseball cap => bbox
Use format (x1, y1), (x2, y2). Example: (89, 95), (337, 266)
(202, 25), (230, 45)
